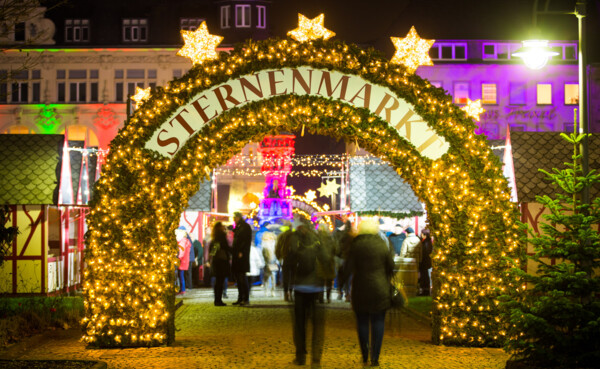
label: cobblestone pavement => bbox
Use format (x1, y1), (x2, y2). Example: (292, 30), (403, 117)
(0, 288), (509, 368)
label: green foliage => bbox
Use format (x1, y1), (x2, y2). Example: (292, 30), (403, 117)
(502, 133), (600, 368)
(0, 296), (84, 346)
(0, 205), (19, 268)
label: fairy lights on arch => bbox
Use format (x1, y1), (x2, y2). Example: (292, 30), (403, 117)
(83, 14), (522, 349)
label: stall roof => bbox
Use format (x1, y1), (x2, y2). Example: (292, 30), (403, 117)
(0, 134), (64, 205)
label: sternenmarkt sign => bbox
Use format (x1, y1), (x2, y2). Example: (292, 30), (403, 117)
(145, 67), (449, 160)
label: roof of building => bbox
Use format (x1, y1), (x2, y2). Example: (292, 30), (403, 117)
(0, 134), (64, 205)
(510, 131), (600, 203)
(349, 156), (423, 216)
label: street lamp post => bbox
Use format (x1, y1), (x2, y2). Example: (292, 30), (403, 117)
(512, 0), (589, 204)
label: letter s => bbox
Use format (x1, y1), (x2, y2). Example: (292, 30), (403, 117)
(156, 129), (180, 156)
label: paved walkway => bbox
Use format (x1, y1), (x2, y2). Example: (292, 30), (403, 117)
(0, 288), (509, 368)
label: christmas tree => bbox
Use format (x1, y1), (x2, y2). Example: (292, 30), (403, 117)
(502, 133), (600, 368)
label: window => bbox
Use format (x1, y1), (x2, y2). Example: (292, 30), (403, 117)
(481, 83), (497, 104)
(537, 84), (552, 105)
(0, 69), (41, 103)
(114, 69), (157, 102)
(482, 42), (521, 60)
(122, 19), (147, 42)
(11, 82), (28, 102)
(257, 5), (266, 29)
(563, 122), (575, 133)
(221, 6), (231, 28)
(236, 4), (251, 28)
(56, 69), (98, 103)
(509, 82), (526, 105)
(173, 69), (183, 79)
(510, 124), (526, 132)
(429, 42), (467, 60)
(65, 19), (90, 42)
(69, 82), (86, 102)
(453, 82), (470, 104)
(14, 22), (25, 42)
(180, 18), (204, 31)
(564, 83), (578, 105)
(0, 71), (7, 102)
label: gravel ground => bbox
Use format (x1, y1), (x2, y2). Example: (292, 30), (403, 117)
(0, 288), (509, 369)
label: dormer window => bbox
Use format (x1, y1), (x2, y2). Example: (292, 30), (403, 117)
(65, 19), (90, 42)
(257, 5), (266, 29)
(235, 4), (251, 28)
(220, 6), (230, 28)
(122, 19), (147, 42)
(181, 18), (204, 31)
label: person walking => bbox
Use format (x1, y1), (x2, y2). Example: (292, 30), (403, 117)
(175, 227), (192, 295)
(344, 218), (395, 367)
(334, 214), (354, 301)
(231, 212), (252, 306)
(316, 223), (336, 303)
(207, 222), (231, 306)
(247, 241), (265, 297)
(419, 229), (433, 296)
(276, 220), (294, 301)
(262, 231), (279, 297)
(288, 220), (332, 367)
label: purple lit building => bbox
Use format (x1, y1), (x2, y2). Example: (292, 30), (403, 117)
(416, 39), (597, 140)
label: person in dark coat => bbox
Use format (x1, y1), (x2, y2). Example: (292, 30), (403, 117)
(288, 220), (332, 366)
(207, 222), (231, 306)
(275, 220), (294, 301)
(344, 218), (395, 367)
(419, 228), (433, 296)
(387, 224), (406, 256)
(231, 212), (252, 306)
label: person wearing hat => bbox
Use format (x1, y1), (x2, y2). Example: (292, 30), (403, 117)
(231, 212), (252, 306)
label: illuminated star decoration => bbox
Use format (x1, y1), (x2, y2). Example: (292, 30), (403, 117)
(304, 189), (317, 203)
(461, 99), (486, 122)
(390, 26), (435, 74)
(287, 13), (335, 42)
(131, 86), (151, 110)
(177, 21), (223, 65)
(317, 179), (340, 198)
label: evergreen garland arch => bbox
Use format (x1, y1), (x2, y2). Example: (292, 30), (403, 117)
(83, 38), (522, 348)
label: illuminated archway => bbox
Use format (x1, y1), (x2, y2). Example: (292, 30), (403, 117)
(83, 38), (521, 348)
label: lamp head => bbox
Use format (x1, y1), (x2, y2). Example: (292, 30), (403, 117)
(512, 40), (559, 70)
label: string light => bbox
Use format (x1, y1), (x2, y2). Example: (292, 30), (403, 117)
(390, 26), (435, 73)
(84, 28), (522, 349)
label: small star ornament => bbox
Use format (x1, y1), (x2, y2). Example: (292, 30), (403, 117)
(304, 190), (317, 203)
(177, 21), (223, 65)
(288, 13), (335, 42)
(317, 179), (340, 198)
(390, 26), (435, 73)
(131, 86), (151, 110)
(461, 99), (485, 122)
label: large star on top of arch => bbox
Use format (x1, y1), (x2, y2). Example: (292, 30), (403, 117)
(390, 26), (435, 73)
(287, 13), (335, 42)
(177, 21), (223, 65)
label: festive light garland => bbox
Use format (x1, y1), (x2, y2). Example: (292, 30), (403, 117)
(83, 34), (522, 348)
